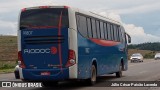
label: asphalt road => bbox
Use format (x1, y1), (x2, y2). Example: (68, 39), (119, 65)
(1, 59), (160, 90)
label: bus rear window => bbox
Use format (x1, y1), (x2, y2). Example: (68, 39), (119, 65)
(20, 8), (69, 30)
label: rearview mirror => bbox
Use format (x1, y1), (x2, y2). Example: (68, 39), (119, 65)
(128, 35), (131, 43)
(126, 33), (131, 43)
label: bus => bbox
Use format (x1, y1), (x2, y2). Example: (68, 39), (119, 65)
(18, 6), (131, 86)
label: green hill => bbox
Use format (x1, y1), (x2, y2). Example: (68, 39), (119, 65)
(128, 42), (160, 51)
(128, 49), (159, 59)
(128, 42), (160, 59)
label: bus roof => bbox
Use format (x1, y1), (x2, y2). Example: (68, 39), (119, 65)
(70, 7), (121, 25)
(21, 5), (70, 12)
(21, 5), (121, 25)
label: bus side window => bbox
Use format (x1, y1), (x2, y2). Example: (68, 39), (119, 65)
(91, 18), (97, 39)
(120, 27), (125, 43)
(113, 25), (118, 41)
(100, 21), (105, 40)
(76, 14), (80, 31)
(103, 22), (107, 40)
(116, 26), (120, 42)
(87, 18), (93, 38)
(118, 27), (123, 42)
(122, 28), (126, 43)
(110, 24), (114, 41)
(107, 23), (111, 40)
(96, 20), (101, 39)
(77, 15), (88, 37)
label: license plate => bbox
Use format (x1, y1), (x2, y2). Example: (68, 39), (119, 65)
(41, 72), (51, 76)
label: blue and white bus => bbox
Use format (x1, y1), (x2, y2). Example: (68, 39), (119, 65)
(18, 6), (131, 86)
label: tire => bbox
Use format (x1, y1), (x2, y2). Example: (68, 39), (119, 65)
(42, 81), (58, 87)
(14, 71), (20, 79)
(87, 65), (97, 85)
(22, 79), (28, 82)
(116, 63), (122, 78)
(15, 75), (20, 79)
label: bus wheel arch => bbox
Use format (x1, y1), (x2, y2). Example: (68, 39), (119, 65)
(121, 59), (125, 71)
(92, 60), (97, 73)
(87, 60), (97, 85)
(116, 59), (124, 78)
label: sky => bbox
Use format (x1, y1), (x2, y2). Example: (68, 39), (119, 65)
(0, 0), (160, 44)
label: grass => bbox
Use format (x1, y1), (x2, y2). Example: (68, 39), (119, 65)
(0, 61), (17, 69)
(0, 36), (17, 73)
(128, 49), (159, 59)
(0, 36), (17, 61)
(0, 60), (17, 73)
(0, 68), (15, 74)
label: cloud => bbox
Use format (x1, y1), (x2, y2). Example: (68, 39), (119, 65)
(99, 12), (122, 23)
(0, 0), (57, 14)
(0, 20), (17, 35)
(104, 2), (160, 15)
(2, 0), (160, 15)
(99, 12), (160, 44)
(124, 24), (160, 44)
(0, 0), (160, 43)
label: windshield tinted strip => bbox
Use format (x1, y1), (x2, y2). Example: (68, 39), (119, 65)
(20, 8), (69, 30)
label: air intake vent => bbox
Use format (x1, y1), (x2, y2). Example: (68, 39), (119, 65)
(24, 35), (64, 44)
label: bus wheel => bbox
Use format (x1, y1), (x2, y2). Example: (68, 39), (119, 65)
(88, 65), (97, 85)
(116, 63), (122, 78)
(42, 81), (58, 87)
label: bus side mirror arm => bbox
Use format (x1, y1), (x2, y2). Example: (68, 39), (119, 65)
(127, 34), (131, 43)
(125, 33), (131, 43)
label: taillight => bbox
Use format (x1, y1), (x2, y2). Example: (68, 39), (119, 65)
(64, 6), (69, 9)
(39, 6), (49, 9)
(18, 51), (26, 68)
(21, 8), (26, 12)
(65, 50), (76, 67)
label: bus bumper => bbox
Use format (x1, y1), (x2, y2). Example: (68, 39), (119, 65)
(19, 68), (69, 81)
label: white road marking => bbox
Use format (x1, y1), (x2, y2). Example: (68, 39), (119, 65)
(138, 71), (147, 74)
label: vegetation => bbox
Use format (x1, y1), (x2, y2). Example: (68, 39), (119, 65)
(128, 42), (160, 59)
(0, 36), (17, 73)
(0, 36), (17, 61)
(143, 52), (155, 59)
(128, 49), (156, 59)
(0, 61), (17, 73)
(128, 42), (160, 51)
(0, 68), (15, 74)
(0, 61), (17, 69)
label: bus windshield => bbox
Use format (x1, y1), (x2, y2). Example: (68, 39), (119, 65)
(20, 8), (69, 30)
